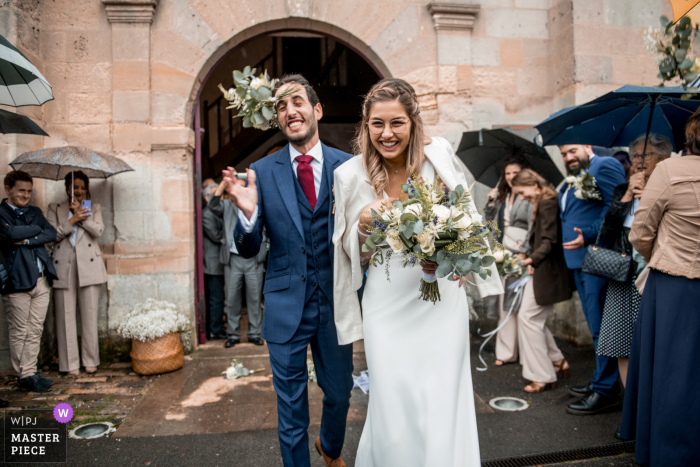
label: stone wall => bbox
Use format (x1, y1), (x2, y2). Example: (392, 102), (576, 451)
(0, 0), (674, 370)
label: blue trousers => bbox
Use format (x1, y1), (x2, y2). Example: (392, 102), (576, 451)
(573, 269), (619, 397)
(267, 289), (354, 467)
(204, 274), (225, 336)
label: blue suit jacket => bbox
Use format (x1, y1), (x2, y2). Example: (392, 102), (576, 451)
(233, 143), (352, 344)
(559, 155), (626, 270)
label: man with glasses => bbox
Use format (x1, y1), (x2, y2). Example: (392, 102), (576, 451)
(558, 145), (626, 415)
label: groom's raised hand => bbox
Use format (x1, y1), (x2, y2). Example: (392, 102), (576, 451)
(222, 167), (258, 220)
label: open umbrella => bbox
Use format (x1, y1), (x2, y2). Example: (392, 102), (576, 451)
(0, 34), (53, 106)
(10, 146), (134, 200)
(455, 128), (564, 188)
(535, 85), (700, 166)
(0, 108), (48, 136)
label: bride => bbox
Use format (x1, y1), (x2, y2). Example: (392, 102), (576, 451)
(333, 78), (504, 466)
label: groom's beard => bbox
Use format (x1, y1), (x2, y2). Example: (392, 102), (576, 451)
(566, 155), (590, 175)
(280, 114), (318, 146)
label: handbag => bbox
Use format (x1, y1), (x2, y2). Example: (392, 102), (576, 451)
(503, 226), (528, 252)
(581, 220), (632, 283)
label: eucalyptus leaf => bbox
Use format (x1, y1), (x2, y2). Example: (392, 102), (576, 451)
(362, 242), (374, 253)
(261, 106), (274, 120)
(437, 250), (448, 262)
(243, 66), (252, 76)
(402, 199), (420, 206)
(242, 116), (253, 128)
(414, 219), (424, 235)
(413, 244), (422, 253)
(673, 35), (681, 46)
(660, 15), (670, 28)
(393, 201), (403, 210)
(455, 259), (473, 272)
(479, 269), (488, 281)
(449, 191), (458, 204)
(371, 208), (379, 218)
(257, 87), (272, 100)
(253, 111), (265, 125)
(679, 58), (694, 70)
(400, 213), (417, 222)
(250, 88), (260, 100)
(680, 16), (692, 27)
(481, 255), (495, 267)
(236, 87), (247, 98)
(676, 48), (688, 62)
(369, 230), (382, 244)
(436, 261), (454, 278)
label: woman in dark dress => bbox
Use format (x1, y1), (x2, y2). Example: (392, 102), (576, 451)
(597, 133), (671, 386)
(620, 111), (700, 466)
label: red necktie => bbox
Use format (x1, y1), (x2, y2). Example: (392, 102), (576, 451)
(295, 155), (316, 209)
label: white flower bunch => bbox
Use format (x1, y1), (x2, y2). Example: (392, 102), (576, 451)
(565, 170), (602, 201)
(643, 16), (697, 87)
(218, 66), (293, 131)
(118, 299), (190, 341)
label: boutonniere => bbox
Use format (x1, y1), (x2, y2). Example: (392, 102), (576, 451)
(565, 170), (602, 201)
(331, 184), (336, 214)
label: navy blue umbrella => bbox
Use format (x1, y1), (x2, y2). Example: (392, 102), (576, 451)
(536, 85), (700, 157)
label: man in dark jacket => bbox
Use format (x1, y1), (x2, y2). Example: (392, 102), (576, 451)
(0, 171), (58, 392)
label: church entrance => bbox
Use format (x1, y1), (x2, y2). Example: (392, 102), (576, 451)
(192, 27), (385, 342)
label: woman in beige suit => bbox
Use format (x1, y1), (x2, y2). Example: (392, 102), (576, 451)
(47, 171), (108, 375)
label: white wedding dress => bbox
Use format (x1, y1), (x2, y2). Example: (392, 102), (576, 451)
(354, 161), (481, 466)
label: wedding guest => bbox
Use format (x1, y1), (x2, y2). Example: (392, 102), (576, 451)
(202, 183), (226, 340)
(209, 179), (267, 348)
(612, 150), (631, 177)
(558, 144), (626, 415)
(620, 113), (700, 466)
(511, 169), (571, 392)
(483, 157), (533, 365)
(202, 178), (216, 209)
(597, 134), (671, 390)
(47, 171), (107, 376)
(0, 171), (57, 392)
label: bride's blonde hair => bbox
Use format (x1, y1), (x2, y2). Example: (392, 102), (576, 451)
(353, 79), (425, 195)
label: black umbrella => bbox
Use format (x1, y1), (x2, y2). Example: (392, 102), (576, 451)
(455, 129), (564, 188)
(0, 108), (48, 136)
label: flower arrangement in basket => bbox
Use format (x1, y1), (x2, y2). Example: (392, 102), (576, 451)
(118, 299), (190, 375)
(493, 248), (526, 279)
(361, 173), (499, 303)
(218, 66), (293, 131)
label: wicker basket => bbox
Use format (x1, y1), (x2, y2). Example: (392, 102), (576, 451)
(130, 332), (184, 375)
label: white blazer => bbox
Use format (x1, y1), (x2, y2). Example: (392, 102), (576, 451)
(332, 136), (505, 345)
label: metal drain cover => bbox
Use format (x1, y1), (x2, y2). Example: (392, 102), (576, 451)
(489, 397), (529, 412)
(69, 422), (114, 439)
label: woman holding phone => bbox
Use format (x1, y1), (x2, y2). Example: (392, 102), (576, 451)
(47, 171), (108, 375)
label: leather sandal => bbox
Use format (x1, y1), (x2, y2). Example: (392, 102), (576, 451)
(553, 359), (570, 379)
(524, 381), (557, 393)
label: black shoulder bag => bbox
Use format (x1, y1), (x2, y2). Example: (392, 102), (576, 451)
(581, 219), (632, 283)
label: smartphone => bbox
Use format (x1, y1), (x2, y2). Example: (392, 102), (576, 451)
(81, 200), (91, 215)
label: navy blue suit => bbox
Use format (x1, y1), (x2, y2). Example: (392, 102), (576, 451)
(559, 155), (626, 396)
(234, 143), (354, 466)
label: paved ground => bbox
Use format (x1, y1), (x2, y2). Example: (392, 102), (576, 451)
(0, 319), (638, 466)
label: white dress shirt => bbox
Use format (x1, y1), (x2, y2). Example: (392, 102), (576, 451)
(238, 141), (324, 232)
(561, 154), (595, 212)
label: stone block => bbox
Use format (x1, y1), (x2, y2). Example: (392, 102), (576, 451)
(41, 30), (112, 63)
(149, 210), (172, 241)
(522, 39), (550, 67)
(572, 0), (604, 24)
(370, 6), (420, 60)
(548, 0), (574, 38)
(151, 63), (195, 97)
(152, 240), (193, 257)
(383, 34), (438, 78)
(435, 92), (473, 140)
(113, 61), (149, 91)
(68, 93), (112, 124)
(43, 89), (69, 124)
(43, 62), (112, 93)
(456, 66), (473, 91)
(111, 24), (150, 62)
(114, 211), (146, 242)
(151, 92), (187, 124)
(43, 0), (100, 30)
(150, 126), (192, 148)
(169, 211), (194, 240)
(155, 255), (192, 273)
(112, 91), (150, 122)
(604, 0), (664, 27)
(438, 66), (457, 94)
(151, 30), (208, 76)
(173, 0), (219, 49)
(575, 55), (614, 85)
(118, 257), (156, 275)
(573, 84), (619, 105)
(471, 37), (500, 67)
(472, 67), (518, 97)
(189, 0), (286, 40)
(111, 123), (152, 151)
(113, 179), (152, 213)
(483, 8), (549, 39)
(613, 55), (659, 87)
(500, 39), (524, 67)
(399, 66), (439, 96)
(105, 255), (118, 275)
(438, 35), (472, 66)
(158, 179), (191, 212)
(515, 0), (551, 9)
(517, 66), (552, 96)
(471, 96), (507, 130)
(154, 273), (194, 308)
(42, 123), (112, 153)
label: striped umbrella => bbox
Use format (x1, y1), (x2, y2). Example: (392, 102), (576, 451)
(0, 34), (53, 106)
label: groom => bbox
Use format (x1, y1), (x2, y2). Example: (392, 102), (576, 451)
(223, 75), (354, 467)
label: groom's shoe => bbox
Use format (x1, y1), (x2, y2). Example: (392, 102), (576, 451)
(315, 436), (346, 467)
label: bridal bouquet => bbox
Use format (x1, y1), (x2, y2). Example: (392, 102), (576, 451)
(219, 66), (293, 131)
(494, 249), (525, 279)
(564, 170), (601, 201)
(361, 174), (498, 304)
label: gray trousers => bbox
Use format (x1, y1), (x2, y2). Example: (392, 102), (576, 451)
(224, 254), (263, 339)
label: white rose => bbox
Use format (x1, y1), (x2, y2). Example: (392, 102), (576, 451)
(493, 249), (506, 263)
(405, 203), (423, 218)
(386, 231), (404, 253)
(250, 77), (265, 90)
(565, 175), (578, 185)
(574, 188), (583, 199)
(470, 211), (483, 224)
(381, 207), (401, 222)
(431, 204), (450, 222)
(430, 190), (443, 204)
(416, 229), (436, 256)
